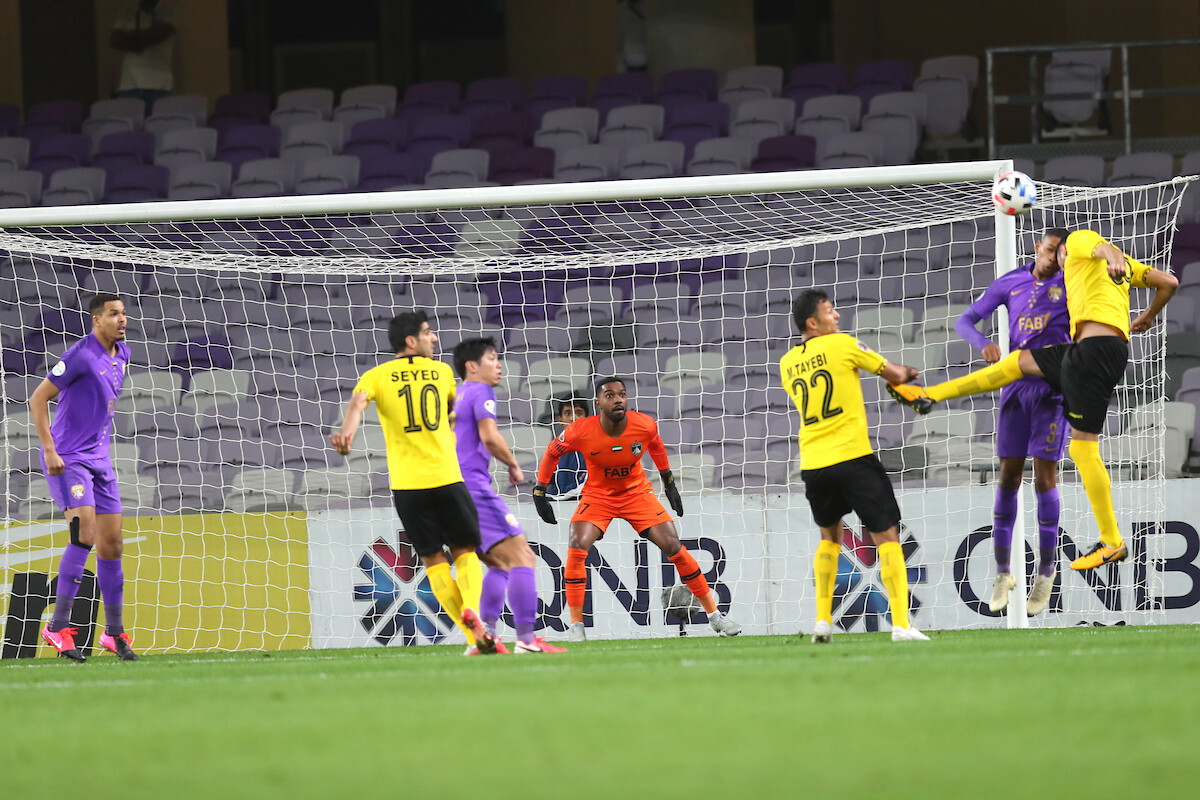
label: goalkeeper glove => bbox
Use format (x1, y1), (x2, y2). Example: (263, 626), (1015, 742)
(533, 483), (557, 524)
(661, 470), (684, 517)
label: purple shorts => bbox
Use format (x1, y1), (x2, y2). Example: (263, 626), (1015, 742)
(995, 378), (1067, 461)
(471, 485), (525, 554)
(40, 454), (122, 515)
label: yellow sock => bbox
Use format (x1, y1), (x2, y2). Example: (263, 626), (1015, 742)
(453, 552), (484, 614)
(928, 350), (1024, 403)
(878, 541), (910, 630)
(1069, 438), (1123, 547)
(814, 540), (841, 624)
(426, 562), (473, 645)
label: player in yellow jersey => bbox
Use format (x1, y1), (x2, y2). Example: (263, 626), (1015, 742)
(889, 230), (1178, 571)
(329, 310), (497, 655)
(782, 289), (929, 643)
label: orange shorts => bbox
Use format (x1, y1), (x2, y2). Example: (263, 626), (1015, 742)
(570, 488), (671, 535)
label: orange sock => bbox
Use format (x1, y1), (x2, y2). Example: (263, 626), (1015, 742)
(566, 547), (588, 624)
(669, 546), (717, 613)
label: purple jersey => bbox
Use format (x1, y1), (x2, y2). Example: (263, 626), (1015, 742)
(957, 262), (1071, 353)
(454, 380), (498, 490)
(45, 332), (130, 461)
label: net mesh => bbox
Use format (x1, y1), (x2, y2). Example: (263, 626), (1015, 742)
(0, 170), (1192, 653)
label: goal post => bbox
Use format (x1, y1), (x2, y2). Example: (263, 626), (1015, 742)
(0, 162), (1192, 655)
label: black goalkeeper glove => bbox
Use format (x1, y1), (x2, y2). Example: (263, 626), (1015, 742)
(661, 470), (684, 517)
(533, 483), (557, 524)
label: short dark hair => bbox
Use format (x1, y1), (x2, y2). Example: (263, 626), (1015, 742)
(594, 376), (626, 397)
(556, 394), (589, 417)
(792, 289), (829, 334)
(388, 310), (429, 353)
(88, 293), (121, 316)
(452, 336), (497, 379)
(1045, 227), (1069, 244)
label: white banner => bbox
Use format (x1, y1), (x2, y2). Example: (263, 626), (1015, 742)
(306, 480), (1200, 648)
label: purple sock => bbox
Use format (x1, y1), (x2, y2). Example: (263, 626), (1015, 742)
(1036, 488), (1061, 578)
(50, 543), (91, 631)
(480, 567), (509, 633)
(992, 487), (1018, 573)
(96, 556), (125, 635)
(508, 566), (538, 645)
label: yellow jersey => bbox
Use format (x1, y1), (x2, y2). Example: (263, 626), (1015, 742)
(1062, 229), (1155, 341)
(779, 333), (887, 470)
(353, 355), (463, 490)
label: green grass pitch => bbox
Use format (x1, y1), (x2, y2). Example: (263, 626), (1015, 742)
(4, 625), (1199, 799)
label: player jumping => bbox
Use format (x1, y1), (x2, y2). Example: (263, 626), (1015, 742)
(890, 229), (1178, 572)
(956, 229), (1070, 615)
(532, 377), (741, 641)
(452, 337), (566, 654)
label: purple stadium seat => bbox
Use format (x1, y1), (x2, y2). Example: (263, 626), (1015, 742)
(462, 77), (523, 118)
(21, 100), (84, 141)
(526, 74), (589, 121)
(469, 110), (535, 156)
(0, 104), (20, 137)
(357, 152), (422, 191)
(104, 164), (169, 202)
(344, 117), (406, 158)
(656, 68), (719, 108)
(663, 101), (731, 160)
(850, 59), (915, 107)
(785, 62), (848, 95)
(405, 113), (472, 171)
(29, 133), (91, 181)
(488, 146), (555, 184)
(401, 80), (462, 117)
(215, 92), (272, 121)
(750, 135), (816, 172)
(215, 124), (282, 175)
(592, 72), (655, 119)
(91, 131), (156, 174)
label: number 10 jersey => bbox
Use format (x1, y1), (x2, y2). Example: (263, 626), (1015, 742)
(780, 333), (887, 470)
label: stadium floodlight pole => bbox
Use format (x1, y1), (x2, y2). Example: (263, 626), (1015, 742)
(991, 160), (1028, 628)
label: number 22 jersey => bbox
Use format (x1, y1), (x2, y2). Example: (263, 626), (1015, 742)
(779, 333), (887, 470)
(354, 355), (462, 490)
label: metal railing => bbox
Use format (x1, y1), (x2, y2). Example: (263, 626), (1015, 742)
(985, 39), (1200, 158)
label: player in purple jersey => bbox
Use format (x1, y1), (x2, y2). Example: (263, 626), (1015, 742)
(955, 229), (1070, 616)
(451, 337), (566, 654)
(30, 293), (139, 661)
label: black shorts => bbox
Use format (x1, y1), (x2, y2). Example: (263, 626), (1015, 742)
(800, 454), (902, 533)
(392, 482), (481, 558)
(1030, 337), (1128, 435)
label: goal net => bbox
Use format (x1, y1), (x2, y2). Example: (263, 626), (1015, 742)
(0, 164), (1192, 655)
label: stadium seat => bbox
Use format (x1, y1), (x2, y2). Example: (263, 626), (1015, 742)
(526, 74), (589, 121)
(231, 158), (295, 198)
(1043, 154), (1105, 186)
(41, 167), (105, 206)
(619, 140), (685, 179)
(720, 65), (784, 109)
(280, 120), (345, 163)
(154, 126), (218, 169)
(591, 73), (655, 119)
(535, 107), (600, 154)
(21, 100), (84, 141)
(488, 146), (555, 184)
(749, 135), (816, 172)
(816, 131), (882, 169)
(29, 133), (91, 180)
(0, 137), (30, 172)
(1108, 151), (1174, 187)
(730, 98), (796, 144)
(338, 84), (398, 117)
(599, 103), (665, 150)
(663, 101), (731, 159)
(91, 131), (156, 173)
(914, 75), (970, 138)
(425, 148), (490, 185)
(462, 77), (523, 118)
(294, 155), (359, 194)
(344, 117), (406, 158)
(686, 136), (755, 175)
(168, 160), (232, 200)
(0, 170), (43, 207)
(555, 143), (621, 181)
(801, 94), (862, 129)
(103, 164), (168, 202)
(215, 124), (282, 174)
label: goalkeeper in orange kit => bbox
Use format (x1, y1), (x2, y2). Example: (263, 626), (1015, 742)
(532, 377), (742, 641)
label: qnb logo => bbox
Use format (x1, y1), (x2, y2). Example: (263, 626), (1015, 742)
(354, 537), (455, 646)
(832, 523), (927, 632)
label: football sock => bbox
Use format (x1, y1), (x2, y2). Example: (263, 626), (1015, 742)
(927, 351), (1024, 403)
(878, 541), (911, 631)
(479, 567), (509, 632)
(49, 543), (90, 632)
(1036, 488), (1061, 577)
(426, 562), (473, 645)
(508, 566), (538, 645)
(668, 547), (717, 613)
(1069, 439), (1123, 548)
(992, 486), (1018, 573)
(814, 540), (840, 624)
(96, 556), (124, 636)
(453, 552), (483, 613)
(566, 547), (588, 624)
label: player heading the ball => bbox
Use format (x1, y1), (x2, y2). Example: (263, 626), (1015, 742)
(781, 289), (929, 643)
(533, 377), (742, 641)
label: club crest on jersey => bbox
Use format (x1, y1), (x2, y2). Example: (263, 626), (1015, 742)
(70, 484), (85, 499)
(855, 339), (870, 352)
(1048, 286), (1063, 301)
(51, 361), (66, 376)
(631, 442), (643, 455)
(484, 399), (496, 415)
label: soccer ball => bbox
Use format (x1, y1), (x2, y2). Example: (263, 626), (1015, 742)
(992, 171), (1036, 216)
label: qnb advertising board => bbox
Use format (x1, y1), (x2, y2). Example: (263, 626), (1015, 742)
(307, 481), (1200, 649)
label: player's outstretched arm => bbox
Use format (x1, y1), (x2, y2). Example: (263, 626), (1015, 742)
(532, 483), (557, 524)
(955, 303), (1001, 363)
(329, 391), (370, 455)
(660, 469), (684, 516)
(478, 417), (525, 485)
(1132, 269), (1179, 333)
(879, 362), (919, 385)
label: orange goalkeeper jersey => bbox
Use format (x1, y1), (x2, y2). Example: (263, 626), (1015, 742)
(537, 411), (670, 499)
